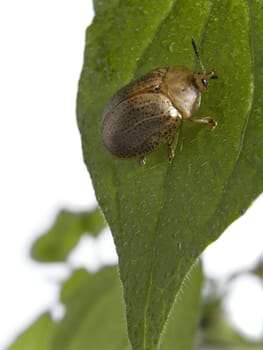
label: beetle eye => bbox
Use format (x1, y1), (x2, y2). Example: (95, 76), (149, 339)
(201, 78), (208, 87)
(153, 85), (160, 92)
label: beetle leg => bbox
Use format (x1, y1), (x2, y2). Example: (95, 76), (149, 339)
(139, 156), (146, 166)
(167, 141), (175, 161)
(189, 117), (217, 129)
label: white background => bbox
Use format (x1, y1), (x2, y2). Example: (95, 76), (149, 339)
(0, 1), (263, 349)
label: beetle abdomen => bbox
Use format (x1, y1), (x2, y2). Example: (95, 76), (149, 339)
(102, 92), (182, 158)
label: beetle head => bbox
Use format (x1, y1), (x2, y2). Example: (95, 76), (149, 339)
(192, 38), (218, 92)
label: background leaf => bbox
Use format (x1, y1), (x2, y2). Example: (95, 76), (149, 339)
(31, 208), (105, 262)
(77, 0), (263, 349)
(161, 264), (203, 349)
(7, 314), (55, 350)
(51, 267), (130, 350)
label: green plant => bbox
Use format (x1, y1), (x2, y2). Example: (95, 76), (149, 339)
(8, 1), (263, 349)
(77, 0), (263, 349)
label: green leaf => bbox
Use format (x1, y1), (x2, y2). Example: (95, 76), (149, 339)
(7, 314), (55, 350)
(77, 0), (263, 349)
(31, 208), (106, 262)
(161, 264), (203, 349)
(51, 267), (130, 350)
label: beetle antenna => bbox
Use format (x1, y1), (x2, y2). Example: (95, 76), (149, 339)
(192, 38), (206, 74)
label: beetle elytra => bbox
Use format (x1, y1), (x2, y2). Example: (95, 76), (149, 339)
(101, 39), (217, 165)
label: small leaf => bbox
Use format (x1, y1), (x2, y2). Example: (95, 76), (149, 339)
(51, 267), (131, 350)
(161, 264), (203, 349)
(77, 0), (263, 349)
(200, 279), (263, 349)
(31, 208), (105, 262)
(202, 298), (263, 349)
(7, 314), (55, 350)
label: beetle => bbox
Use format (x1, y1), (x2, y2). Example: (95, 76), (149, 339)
(101, 39), (218, 165)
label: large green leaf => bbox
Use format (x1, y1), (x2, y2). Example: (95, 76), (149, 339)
(77, 0), (263, 349)
(31, 208), (105, 262)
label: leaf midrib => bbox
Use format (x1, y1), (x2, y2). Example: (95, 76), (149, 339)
(109, 1), (178, 348)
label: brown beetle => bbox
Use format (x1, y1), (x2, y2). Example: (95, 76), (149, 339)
(101, 39), (217, 165)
